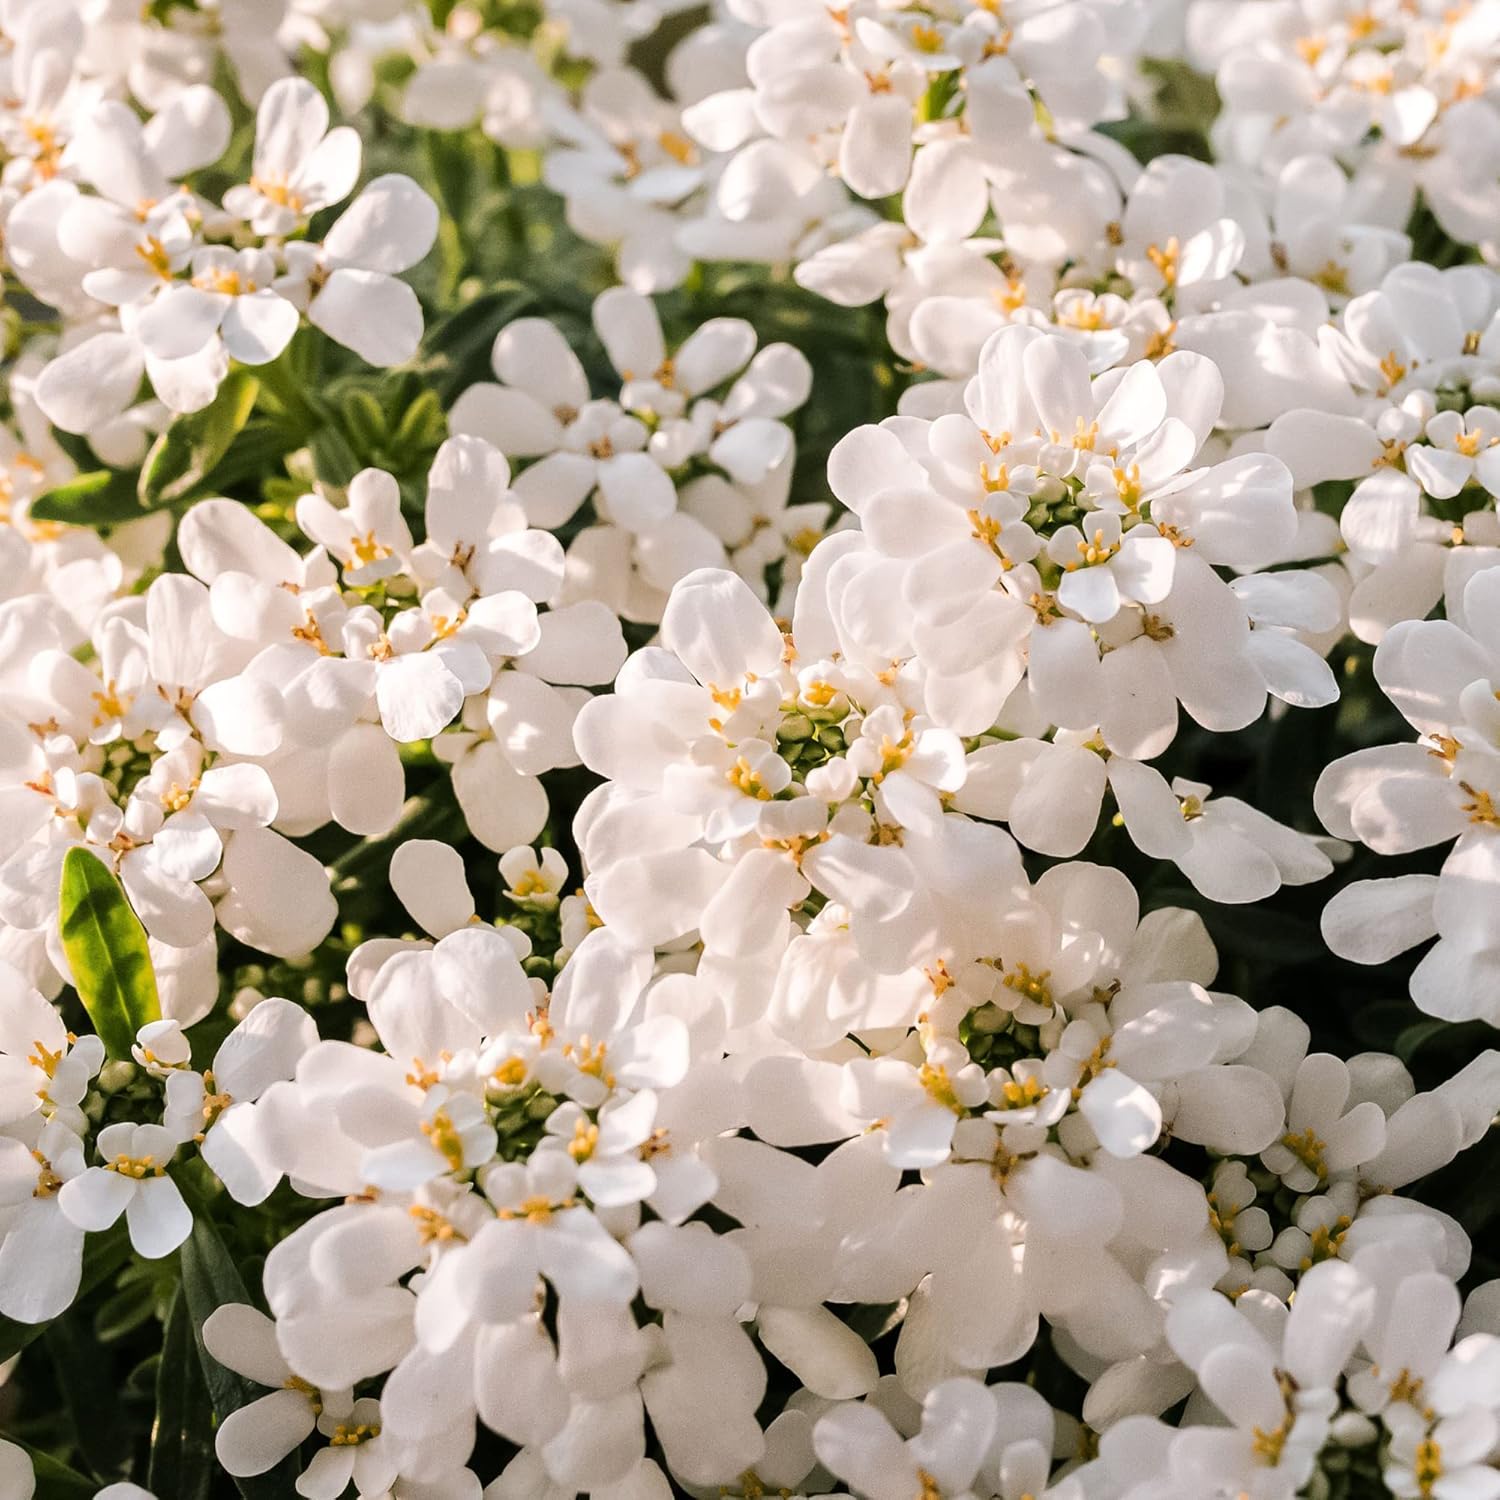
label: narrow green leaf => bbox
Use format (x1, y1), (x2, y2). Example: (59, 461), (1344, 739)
(423, 128), (473, 229)
(46, 1306), (129, 1481)
(147, 1286), (215, 1500)
(30, 470), (147, 527)
(179, 1219), (300, 1500)
(309, 422), (362, 488)
(58, 847), (161, 1061)
(391, 389), (447, 453)
(340, 388), (388, 452)
(138, 370), (261, 508)
(49, 427), (105, 474)
(191, 422), (304, 497)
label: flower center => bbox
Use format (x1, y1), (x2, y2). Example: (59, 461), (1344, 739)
(1146, 236), (1180, 286)
(351, 530), (391, 567)
(250, 175), (306, 214)
(1279, 1126), (1329, 1181)
(919, 1062), (964, 1115)
(1002, 963), (1052, 1005)
(1066, 528), (1120, 570)
(32, 1151), (62, 1198)
(328, 1421), (381, 1446)
(106, 1154), (165, 1179)
(567, 1119), (599, 1162)
(134, 236), (174, 280)
(727, 756), (775, 800)
(499, 1194), (574, 1223)
(420, 1109), (466, 1171)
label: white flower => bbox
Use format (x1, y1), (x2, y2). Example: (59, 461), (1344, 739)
(500, 847), (569, 909)
(224, 77), (362, 235)
(449, 292), (809, 620)
(296, 1396), (400, 1500)
(274, 174), (439, 368)
(543, 68), (704, 292)
(1318, 566), (1500, 1021)
(58, 1121), (193, 1259)
(362, 1087), (499, 1193)
(842, 1041), (989, 1169)
(1260, 1052), (1388, 1193)
(813, 1378), (997, 1500)
(1165, 1262), (1377, 1496)
(137, 247), (299, 367)
(296, 467), (414, 587)
(0, 961), (104, 1131)
(0, 1117), (88, 1323)
(162, 997), (318, 1204)
(204, 1302), (354, 1478)
(1384, 1400), (1500, 1500)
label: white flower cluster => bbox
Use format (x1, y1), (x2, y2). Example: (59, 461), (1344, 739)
(12, 68), (439, 435)
(450, 287), (817, 621)
(1188, 0), (1500, 256)
(1, 2), (1500, 1499)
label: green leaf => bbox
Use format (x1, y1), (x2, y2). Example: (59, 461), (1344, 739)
(179, 1218), (300, 1500)
(423, 128), (473, 230)
(193, 421), (305, 497)
(58, 847), (161, 1061)
(147, 1286), (215, 1500)
(92, 1277), (159, 1343)
(391, 389), (446, 453)
(340, 388), (388, 452)
(309, 423), (362, 488)
(46, 1306), (129, 1481)
(30, 470), (147, 527)
(138, 370), (261, 508)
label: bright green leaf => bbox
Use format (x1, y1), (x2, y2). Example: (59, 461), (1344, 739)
(340, 388), (388, 452)
(30, 470), (146, 527)
(138, 370), (261, 508)
(58, 847), (161, 1061)
(391, 389), (447, 453)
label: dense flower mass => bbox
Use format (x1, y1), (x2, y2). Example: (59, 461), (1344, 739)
(2, 2), (1500, 1499)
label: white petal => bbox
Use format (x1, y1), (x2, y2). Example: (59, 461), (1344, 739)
(1322, 876), (1439, 965)
(310, 270), (423, 367)
(1080, 1068), (1163, 1157)
(215, 1388), (318, 1476)
(596, 453), (676, 532)
(126, 1174), (193, 1258)
(220, 291), (300, 366)
(593, 287), (666, 382)
(324, 175), (439, 273)
(328, 723), (405, 836)
(390, 839), (474, 938)
(35, 334), (145, 434)
(839, 93), (913, 199)
(376, 653), (466, 742)
(451, 742), (549, 852)
(757, 1305), (879, 1399)
(216, 828), (337, 960)
(58, 1167), (134, 1232)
